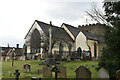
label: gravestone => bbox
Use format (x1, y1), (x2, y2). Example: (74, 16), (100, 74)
(55, 54), (62, 61)
(23, 64), (31, 72)
(36, 69), (43, 74)
(75, 66), (91, 78)
(66, 55), (71, 62)
(116, 70), (120, 80)
(98, 68), (109, 79)
(75, 59), (80, 62)
(14, 69), (20, 80)
(52, 65), (60, 80)
(42, 53), (47, 60)
(58, 66), (67, 78)
(37, 54), (41, 61)
(71, 51), (77, 60)
(43, 66), (52, 77)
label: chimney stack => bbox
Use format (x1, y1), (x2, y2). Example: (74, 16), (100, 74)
(7, 43), (10, 48)
(16, 44), (19, 48)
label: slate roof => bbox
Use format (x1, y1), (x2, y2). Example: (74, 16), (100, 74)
(0, 47), (23, 56)
(36, 20), (73, 42)
(96, 36), (105, 43)
(25, 20), (105, 43)
(62, 23), (80, 37)
(0, 47), (12, 56)
(14, 48), (23, 56)
(82, 31), (105, 43)
(62, 23), (104, 42)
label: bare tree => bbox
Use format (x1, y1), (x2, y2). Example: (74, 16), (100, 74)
(24, 29), (62, 54)
(86, 2), (113, 27)
(24, 29), (48, 53)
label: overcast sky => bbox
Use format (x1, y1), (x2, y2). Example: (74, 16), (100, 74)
(0, 0), (104, 48)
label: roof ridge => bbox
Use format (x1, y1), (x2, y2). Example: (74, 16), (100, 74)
(63, 23), (80, 37)
(63, 23), (78, 29)
(78, 23), (107, 27)
(36, 20), (59, 28)
(35, 20), (49, 25)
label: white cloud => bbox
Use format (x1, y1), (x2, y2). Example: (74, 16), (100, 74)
(0, 0), (104, 47)
(45, 2), (89, 21)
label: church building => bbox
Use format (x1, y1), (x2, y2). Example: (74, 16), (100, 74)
(24, 20), (106, 60)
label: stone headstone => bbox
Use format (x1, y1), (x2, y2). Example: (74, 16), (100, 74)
(116, 70), (120, 80)
(37, 54), (41, 60)
(41, 57), (56, 65)
(36, 69), (43, 74)
(75, 66), (91, 78)
(66, 55), (71, 62)
(55, 54), (62, 61)
(58, 66), (67, 78)
(71, 51), (78, 60)
(75, 59), (80, 62)
(43, 66), (52, 77)
(98, 68), (109, 79)
(42, 53), (47, 60)
(23, 64), (31, 72)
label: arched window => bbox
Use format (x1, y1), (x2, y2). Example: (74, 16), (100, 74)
(77, 47), (82, 58)
(30, 29), (41, 53)
(59, 42), (63, 56)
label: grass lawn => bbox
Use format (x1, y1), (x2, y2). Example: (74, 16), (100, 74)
(1, 60), (98, 78)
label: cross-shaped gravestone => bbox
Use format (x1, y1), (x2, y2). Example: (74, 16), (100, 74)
(52, 65), (60, 80)
(14, 69), (20, 80)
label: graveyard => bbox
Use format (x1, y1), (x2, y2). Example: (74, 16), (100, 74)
(2, 60), (98, 79)
(0, 0), (120, 80)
